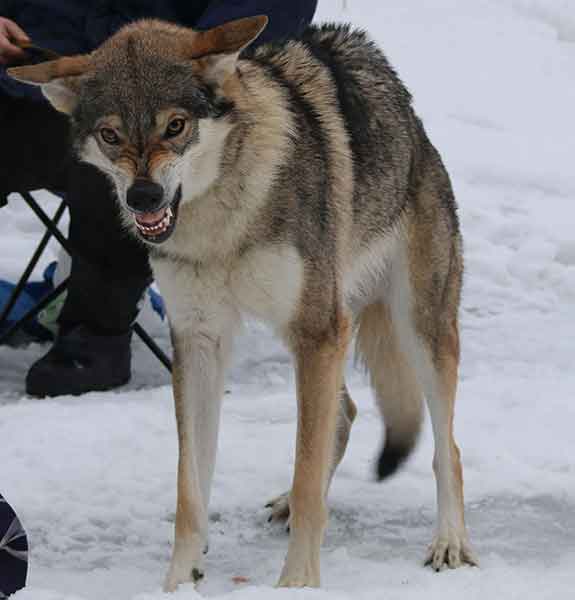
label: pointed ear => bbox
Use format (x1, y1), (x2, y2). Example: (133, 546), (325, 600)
(189, 15), (268, 83)
(7, 55), (91, 114)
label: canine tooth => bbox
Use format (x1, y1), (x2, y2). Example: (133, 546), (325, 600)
(134, 207), (173, 238)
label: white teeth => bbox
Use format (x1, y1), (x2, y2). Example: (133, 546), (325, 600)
(135, 208), (173, 236)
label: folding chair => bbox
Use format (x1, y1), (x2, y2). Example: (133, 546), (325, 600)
(0, 190), (172, 372)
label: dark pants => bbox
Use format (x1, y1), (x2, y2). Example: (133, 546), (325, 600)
(0, 93), (152, 334)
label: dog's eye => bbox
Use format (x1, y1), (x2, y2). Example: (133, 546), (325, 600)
(165, 118), (186, 139)
(100, 128), (120, 145)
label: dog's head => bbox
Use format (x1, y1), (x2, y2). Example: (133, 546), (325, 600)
(8, 16), (267, 244)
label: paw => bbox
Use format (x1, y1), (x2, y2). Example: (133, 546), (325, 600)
(277, 565), (320, 588)
(277, 543), (321, 588)
(425, 531), (478, 571)
(163, 555), (205, 592)
(265, 492), (291, 529)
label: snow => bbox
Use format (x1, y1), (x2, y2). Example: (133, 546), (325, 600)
(1, 1), (574, 598)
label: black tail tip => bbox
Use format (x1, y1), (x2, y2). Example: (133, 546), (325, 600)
(376, 439), (412, 481)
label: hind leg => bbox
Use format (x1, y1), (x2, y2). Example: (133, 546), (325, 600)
(393, 314), (476, 569)
(420, 320), (477, 569)
(384, 236), (476, 570)
(266, 384), (357, 525)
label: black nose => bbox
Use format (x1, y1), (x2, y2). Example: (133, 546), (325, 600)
(126, 179), (164, 213)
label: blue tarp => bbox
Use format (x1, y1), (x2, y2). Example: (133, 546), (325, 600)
(0, 262), (166, 342)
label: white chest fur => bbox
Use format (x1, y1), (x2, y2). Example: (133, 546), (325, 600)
(152, 243), (304, 336)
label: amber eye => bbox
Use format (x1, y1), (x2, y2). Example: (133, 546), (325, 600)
(100, 128), (120, 145)
(165, 118), (186, 139)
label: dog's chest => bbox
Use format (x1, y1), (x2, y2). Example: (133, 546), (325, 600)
(152, 244), (304, 332)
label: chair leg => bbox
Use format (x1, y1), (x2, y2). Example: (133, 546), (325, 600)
(21, 191), (71, 253)
(133, 322), (172, 373)
(0, 200), (66, 328)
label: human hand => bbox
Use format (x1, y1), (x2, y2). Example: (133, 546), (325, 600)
(0, 17), (30, 65)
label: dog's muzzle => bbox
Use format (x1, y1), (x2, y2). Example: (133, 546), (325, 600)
(126, 179), (181, 244)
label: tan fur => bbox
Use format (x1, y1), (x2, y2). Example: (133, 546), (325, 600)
(333, 385), (357, 479)
(267, 384), (357, 525)
(187, 15), (268, 59)
(8, 54), (91, 83)
(279, 315), (351, 587)
(424, 324), (475, 569)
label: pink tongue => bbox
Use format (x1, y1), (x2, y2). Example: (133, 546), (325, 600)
(136, 207), (167, 225)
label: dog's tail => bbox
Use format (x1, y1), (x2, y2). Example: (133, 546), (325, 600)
(355, 302), (423, 481)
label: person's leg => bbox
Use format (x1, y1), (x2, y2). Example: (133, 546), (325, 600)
(26, 161), (153, 397)
(26, 155), (153, 397)
(59, 161), (152, 334)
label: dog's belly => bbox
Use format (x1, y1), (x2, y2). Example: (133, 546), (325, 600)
(154, 234), (404, 334)
(343, 232), (401, 316)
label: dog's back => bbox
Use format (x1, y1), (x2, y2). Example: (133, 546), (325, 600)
(248, 23), (460, 267)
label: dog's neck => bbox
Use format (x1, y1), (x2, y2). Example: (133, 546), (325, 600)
(162, 69), (294, 265)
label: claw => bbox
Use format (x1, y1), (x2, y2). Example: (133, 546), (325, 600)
(425, 534), (478, 572)
(265, 492), (291, 525)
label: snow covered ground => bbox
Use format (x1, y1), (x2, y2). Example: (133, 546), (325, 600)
(1, 1), (574, 598)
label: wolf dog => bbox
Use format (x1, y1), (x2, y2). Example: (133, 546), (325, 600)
(10, 15), (477, 590)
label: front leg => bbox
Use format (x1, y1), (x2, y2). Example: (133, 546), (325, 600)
(164, 320), (236, 592)
(278, 315), (351, 587)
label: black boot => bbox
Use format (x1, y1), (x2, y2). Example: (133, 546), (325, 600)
(26, 324), (132, 397)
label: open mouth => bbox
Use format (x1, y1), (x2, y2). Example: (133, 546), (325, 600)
(132, 186), (181, 244)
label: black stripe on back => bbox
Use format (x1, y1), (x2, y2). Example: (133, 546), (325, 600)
(298, 30), (371, 175)
(251, 57), (330, 233)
